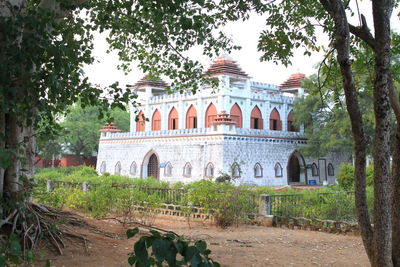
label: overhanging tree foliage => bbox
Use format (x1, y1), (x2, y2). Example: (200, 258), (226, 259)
(0, 0), (234, 262)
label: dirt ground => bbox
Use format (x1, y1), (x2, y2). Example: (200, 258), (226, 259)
(34, 215), (370, 267)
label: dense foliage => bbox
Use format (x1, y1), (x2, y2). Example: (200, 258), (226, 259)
(337, 163), (374, 191)
(33, 166), (373, 225)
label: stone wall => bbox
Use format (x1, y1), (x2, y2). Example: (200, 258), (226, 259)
(96, 125), (348, 185)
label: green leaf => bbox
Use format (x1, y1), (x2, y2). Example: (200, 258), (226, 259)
(134, 238), (148, 263)
(149, 230), (161, 238)
(184, 246), (198, 261)
(190, 253), (202, 267)
(152, 239), (170, 262)
(195, 240), (207, 253)
(9, 240), (21, 256)
(126, 228), (139, 239)
(0, 255), (5, 267)
(128, 256), (136, 265)
(26, 250), (34, 261)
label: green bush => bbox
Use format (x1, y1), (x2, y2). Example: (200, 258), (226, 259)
(184, 180), (256, 227)
(126, 228), (220, 267)
(337, 163), (374, 190)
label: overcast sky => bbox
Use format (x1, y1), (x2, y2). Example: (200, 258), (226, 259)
(83, 4), (400, 88)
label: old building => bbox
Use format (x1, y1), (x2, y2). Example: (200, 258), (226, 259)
(96, 55), (348, 186)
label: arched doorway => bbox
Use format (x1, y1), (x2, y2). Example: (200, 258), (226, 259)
(147, 154), (159, 179)
(168, 107), (179, 130)
(186, 105), (197, 129)
(205, 103), (217, 128)
(152, 109), (161, 131)
(269, 108), (282, 130)
(142, 150), (160, 180)
(136, 111), (145, 132)
(230, 103), (242, 128)
(250, 105), (263, 129)
(288, 155), (300, 183)
(287, 151), (306, 184)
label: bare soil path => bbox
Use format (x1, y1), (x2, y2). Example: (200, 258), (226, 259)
(35, 215), (369, 267)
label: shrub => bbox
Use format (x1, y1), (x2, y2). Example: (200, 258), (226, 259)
(184, 180), (256, 227)
(126, 228), (220, 267)
(337, 163), (374, 190)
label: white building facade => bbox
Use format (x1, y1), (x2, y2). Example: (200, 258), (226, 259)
(96, 56), (349, 186)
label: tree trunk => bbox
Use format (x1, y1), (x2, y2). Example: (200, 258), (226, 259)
(0, 112), (5, 215)
(319, 0), (374, 262)
(392, 123), (400, 266)
(370, 0), (394, 266)
(4, 114), (21, 198)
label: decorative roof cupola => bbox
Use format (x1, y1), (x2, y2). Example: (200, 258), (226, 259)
(131, 74), (169, 99)
(279, 73), (306, 95)
(210, 111), (236, 133)
(205, 54), (250, 90)
(99, 122), (121, 138)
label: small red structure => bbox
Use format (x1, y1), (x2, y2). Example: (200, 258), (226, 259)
(99, 122), (122, 133)
(211, 111), (236, 125)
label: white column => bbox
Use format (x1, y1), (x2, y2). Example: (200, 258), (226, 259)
(282, 103), (288, 132)
(145, 103), (151, 131)
(196, 96), (203, 128)
(161, 102), (167, 130)
(244, 98), (251, 128)
(178, 99), (185, 129)
(129, 103), (136, 132)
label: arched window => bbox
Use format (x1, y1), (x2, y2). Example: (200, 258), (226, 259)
(183, 162), (192, 177)
(269, 108), (282, 131)
(287, 110), (299, 132)
(254, 163), (263, 178)
(100, 161), (106, 174)
(274, 163), (283, 177)
(327, 163), (334, 176)
(230, 103), (243, 128)
(136, 111), (145, 132)
(231, 162), (241, 178)
(250, 106), (263, 129)
(205, 162), (214, 177)
(311, 163), (319, 176)
(205, 103), (217, 128)
(168, 107), (179, 130)
(186, 105), (197, 129)
(130, 161), (137, 176)
(115, 161), (121, 175)
(165, 162), (173, 176)
(152, 109), (161, 131)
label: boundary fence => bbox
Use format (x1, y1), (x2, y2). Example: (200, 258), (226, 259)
(43, 179), (357, 222)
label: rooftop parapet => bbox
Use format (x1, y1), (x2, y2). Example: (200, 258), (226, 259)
(100, 127), (306, 140)
(250, 81), (279, 91)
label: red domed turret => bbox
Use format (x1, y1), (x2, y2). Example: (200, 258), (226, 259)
(279, 73), (305, 89)
(133, 75), (169, 89)
(205, 54), (249, 78)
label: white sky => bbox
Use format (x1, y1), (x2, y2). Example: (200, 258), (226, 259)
(83, 3), (400, 88)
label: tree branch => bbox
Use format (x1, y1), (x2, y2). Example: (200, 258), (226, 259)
(348, 15), (376, 50)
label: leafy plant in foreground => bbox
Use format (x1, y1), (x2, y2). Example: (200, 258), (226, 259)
(126, 228), (220, 267)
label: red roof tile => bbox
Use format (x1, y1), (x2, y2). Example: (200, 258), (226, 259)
(205, 55), (249, 78)
(133, 75), (169, 89)
(279, 73), (305, 89)
(99, 122), (122, 133)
